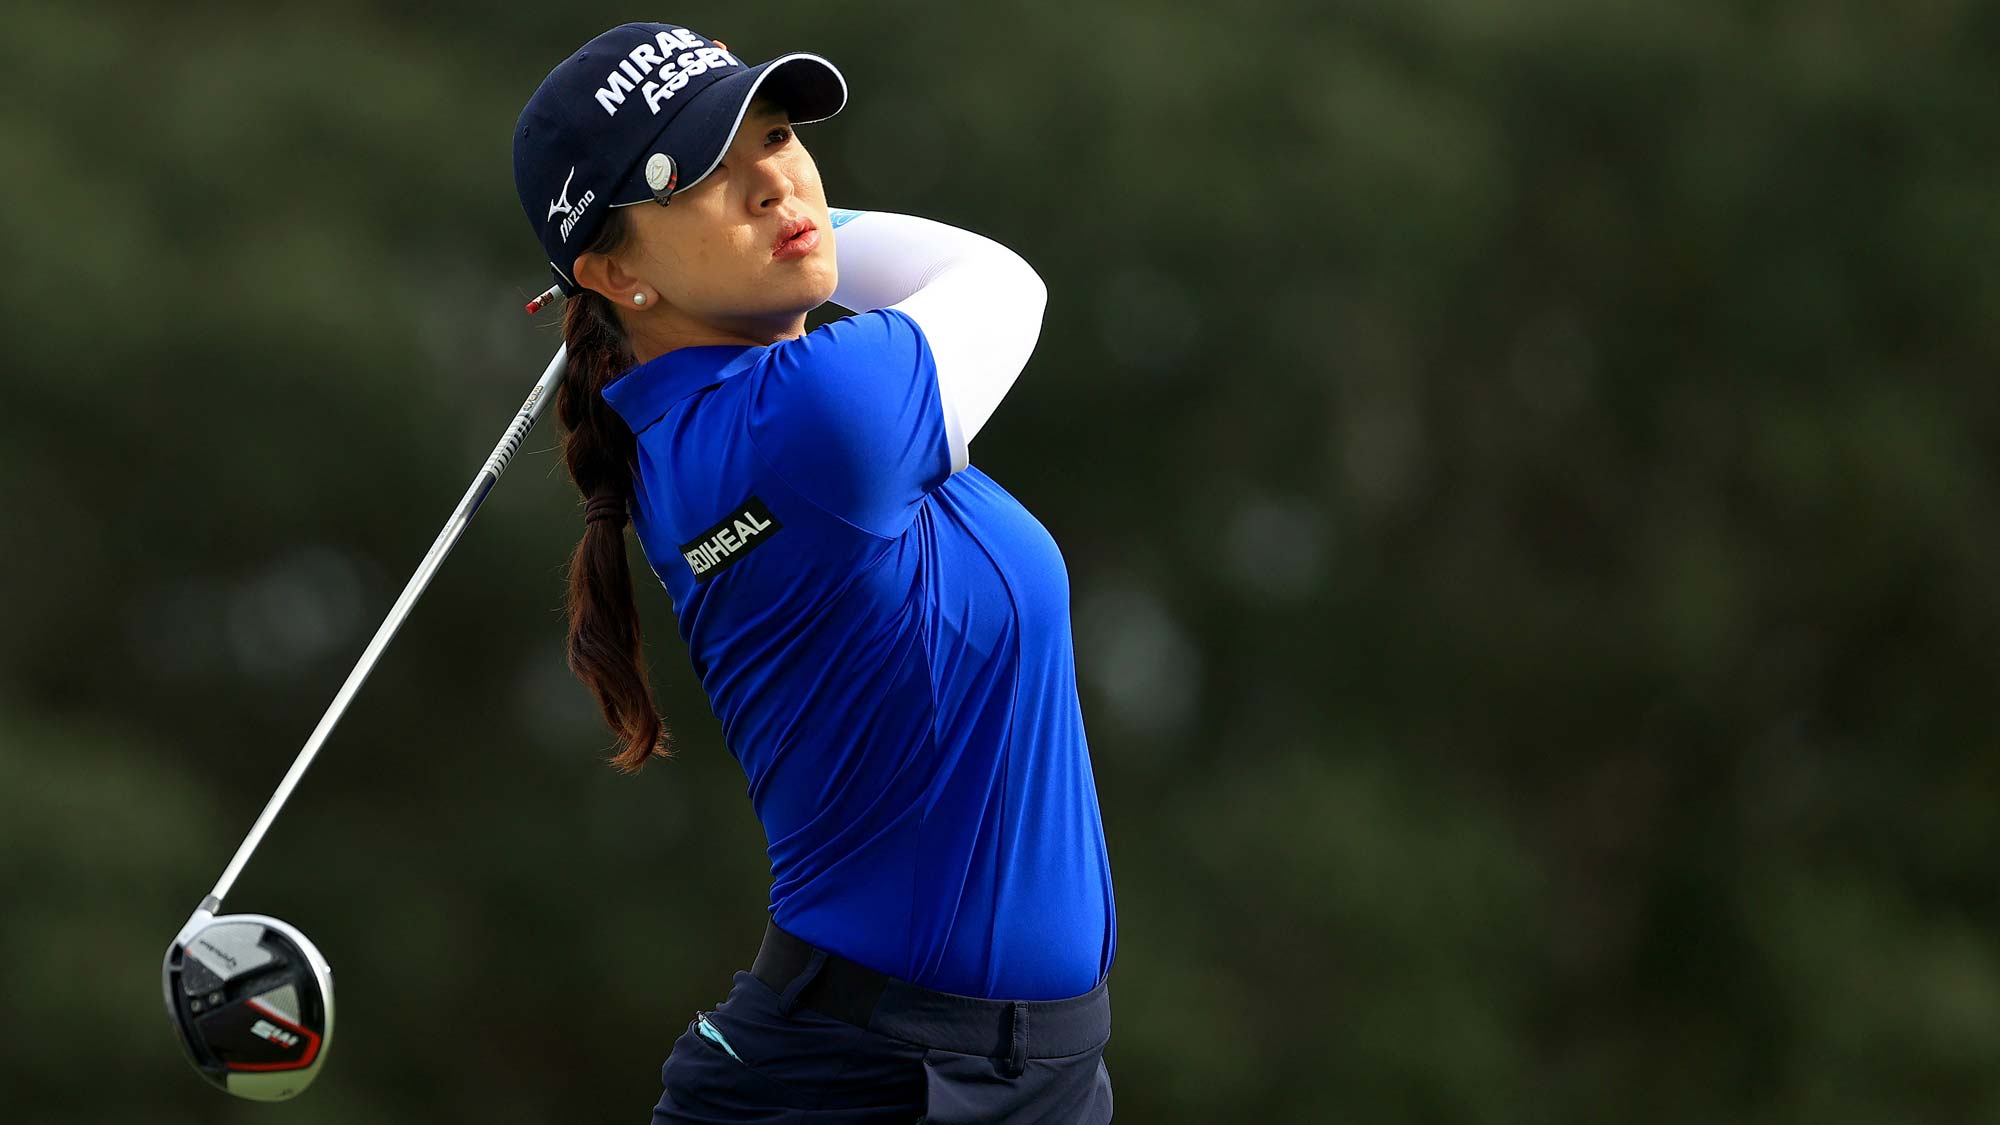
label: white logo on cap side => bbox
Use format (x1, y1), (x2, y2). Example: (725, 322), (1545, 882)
(547, 166), (597, 243)
(546, 167), (578, 221)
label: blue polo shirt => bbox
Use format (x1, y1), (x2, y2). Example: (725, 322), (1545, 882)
(602, 307), (1116, 1001)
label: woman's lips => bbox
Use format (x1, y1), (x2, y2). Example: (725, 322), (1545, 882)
(772, 223), (819, 261)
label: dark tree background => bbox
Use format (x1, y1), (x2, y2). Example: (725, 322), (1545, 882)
(6, 1), (1999, 1121)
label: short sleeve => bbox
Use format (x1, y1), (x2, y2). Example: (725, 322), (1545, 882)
(745, 307), (962, 538)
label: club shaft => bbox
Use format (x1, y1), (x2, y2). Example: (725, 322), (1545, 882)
(205, 346), (569, 908)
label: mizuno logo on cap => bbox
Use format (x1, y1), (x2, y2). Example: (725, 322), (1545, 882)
(546, 168), (577, 221)
(547, 167), (596, 243)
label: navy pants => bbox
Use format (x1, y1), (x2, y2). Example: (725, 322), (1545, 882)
(651, 932), (1112, 1123)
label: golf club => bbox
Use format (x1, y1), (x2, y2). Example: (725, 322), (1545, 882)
(162, 344), (568, 1100)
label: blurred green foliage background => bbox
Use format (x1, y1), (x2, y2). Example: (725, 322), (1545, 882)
(6, 0), (1999, 1121)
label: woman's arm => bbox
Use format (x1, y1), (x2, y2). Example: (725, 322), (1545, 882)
(826, 209), (1048, 472)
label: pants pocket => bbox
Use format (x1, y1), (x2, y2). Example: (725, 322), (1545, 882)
(655, 971), (931, 1121)
(655, 1013), (803, 1122)
(920, 1046), (1112, 1125)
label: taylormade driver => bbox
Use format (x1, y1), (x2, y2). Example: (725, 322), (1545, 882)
(163, 909), (335, 1100)
(162, 345), (567, 1099)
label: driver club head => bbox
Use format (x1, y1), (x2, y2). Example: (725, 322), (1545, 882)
(162, 911), (334, 1101)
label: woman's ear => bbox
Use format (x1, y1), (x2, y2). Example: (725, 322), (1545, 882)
(573, 249), (644, 305)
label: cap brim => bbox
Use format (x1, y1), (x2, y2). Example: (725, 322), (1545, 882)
(609, 53), (847, 207)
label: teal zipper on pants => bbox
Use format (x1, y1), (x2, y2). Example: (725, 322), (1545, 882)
(695, 1014), (744, 1064)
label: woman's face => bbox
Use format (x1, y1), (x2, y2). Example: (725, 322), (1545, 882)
(578, 97), (837, 352)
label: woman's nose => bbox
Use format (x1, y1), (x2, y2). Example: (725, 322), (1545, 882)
(750, 161), (793, 210)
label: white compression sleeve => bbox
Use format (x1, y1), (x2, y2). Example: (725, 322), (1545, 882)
(827, 209), (1048, 473)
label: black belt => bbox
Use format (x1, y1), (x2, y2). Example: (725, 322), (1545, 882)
(751, 918), (892, 1027)
(749, 920), (1112, 1075)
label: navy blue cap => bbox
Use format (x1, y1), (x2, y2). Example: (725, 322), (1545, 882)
(514, 23), (846, 295)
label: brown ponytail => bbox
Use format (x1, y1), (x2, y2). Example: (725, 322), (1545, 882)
(554, 210), (672, 772)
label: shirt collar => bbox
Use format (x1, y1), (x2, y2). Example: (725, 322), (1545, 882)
(601, 343), (764, 434)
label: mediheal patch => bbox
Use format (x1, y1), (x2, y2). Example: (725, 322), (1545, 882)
(680, 497), (782, 581)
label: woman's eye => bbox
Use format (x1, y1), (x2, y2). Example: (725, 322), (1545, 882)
(767, 126), (793, 145)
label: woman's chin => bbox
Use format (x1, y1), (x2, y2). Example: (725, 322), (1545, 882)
(771, 259), (839, 309)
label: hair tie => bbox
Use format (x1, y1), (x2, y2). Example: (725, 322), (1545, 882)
(584, 493), (629, 527)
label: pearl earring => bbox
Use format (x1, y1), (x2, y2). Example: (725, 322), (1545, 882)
(633, 292), (647, 306)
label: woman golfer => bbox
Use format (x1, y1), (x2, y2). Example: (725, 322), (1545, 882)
(514, 22), (1116, 1123)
